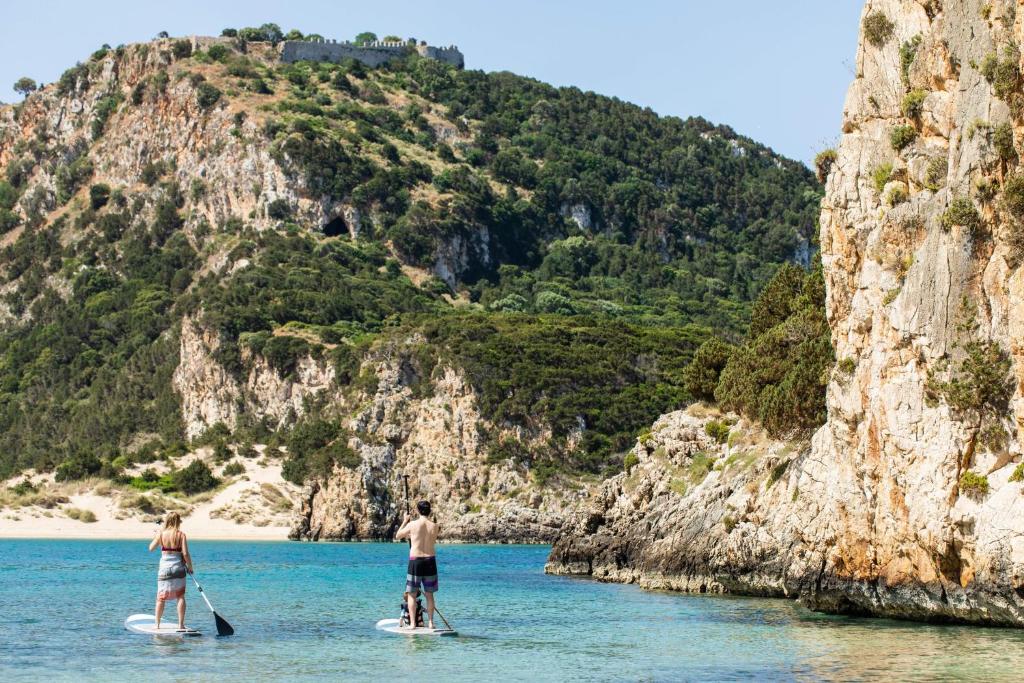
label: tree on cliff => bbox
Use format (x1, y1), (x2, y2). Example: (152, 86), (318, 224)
(714, 262), (833, 437)
(683, 338), (735, 402)
(13, 77), (37, 96)
(355, 31), (377, 45)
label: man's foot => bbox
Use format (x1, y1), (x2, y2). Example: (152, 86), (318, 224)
(428, 621), (435, 629)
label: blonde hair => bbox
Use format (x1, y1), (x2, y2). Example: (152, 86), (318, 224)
(163, 512), (182, 529)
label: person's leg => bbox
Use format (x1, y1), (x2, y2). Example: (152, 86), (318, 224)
(155, 598), (165, 629)
(425, 591), (435, 629)
(177, 597), (186, 630)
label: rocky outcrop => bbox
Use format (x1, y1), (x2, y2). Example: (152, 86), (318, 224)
(548, 0), (1024, 626)
(547, 409), (813, 595)
(173, 316), (338, 439)
(291, 345), (580, 542)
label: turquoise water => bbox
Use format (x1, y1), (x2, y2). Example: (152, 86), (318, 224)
(3, 541), (1024, 681)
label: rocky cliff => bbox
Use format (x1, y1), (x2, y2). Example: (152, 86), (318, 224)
(288, 343), (583, 543)
(548, 0), (1024, 625)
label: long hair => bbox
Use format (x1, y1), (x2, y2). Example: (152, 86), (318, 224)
(163, 511), (182, 529)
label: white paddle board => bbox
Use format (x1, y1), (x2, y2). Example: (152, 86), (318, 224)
(125, 613), (201, 637)
(375, 618), (456, 636)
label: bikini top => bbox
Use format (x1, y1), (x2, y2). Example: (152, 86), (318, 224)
(160, 531), (183, 552)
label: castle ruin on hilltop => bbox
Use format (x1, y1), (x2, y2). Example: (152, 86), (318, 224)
(280, 37), (464, 69)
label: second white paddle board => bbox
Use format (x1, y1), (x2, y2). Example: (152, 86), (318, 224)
(375, 618), (456, 636)
(125, 613), (201, 637)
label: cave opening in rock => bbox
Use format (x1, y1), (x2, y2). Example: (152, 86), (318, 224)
(322, 215), (348, 237)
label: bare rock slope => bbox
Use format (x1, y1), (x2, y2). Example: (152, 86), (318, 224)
(548, 0), (1024, 625)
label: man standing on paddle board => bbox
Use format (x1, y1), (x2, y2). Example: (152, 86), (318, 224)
(396, 500), (439, 629)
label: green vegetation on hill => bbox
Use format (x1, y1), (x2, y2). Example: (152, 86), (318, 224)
(0, 36), (823, 482)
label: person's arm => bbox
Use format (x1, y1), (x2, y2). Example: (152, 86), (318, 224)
(181, 533), (194, 573)
(395, 512), (411, 540)
(148, 531), (161, 552)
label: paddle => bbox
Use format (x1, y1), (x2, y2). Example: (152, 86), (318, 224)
(402, 474), (411, 547)
(433, 604), (455, 632)
(188, 570), (235, 636)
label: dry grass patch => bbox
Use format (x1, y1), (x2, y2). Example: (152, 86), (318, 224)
(64, 507), (98, 523)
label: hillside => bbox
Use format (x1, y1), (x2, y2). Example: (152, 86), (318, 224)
(548, 0), (1024, 626)
(0, 31), (820, 539)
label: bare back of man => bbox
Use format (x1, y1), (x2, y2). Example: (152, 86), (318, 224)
(396, 500), (440, 628)
(407, 517), (438, 557)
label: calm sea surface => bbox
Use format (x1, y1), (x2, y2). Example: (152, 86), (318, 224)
(2, 540), (1024, 681)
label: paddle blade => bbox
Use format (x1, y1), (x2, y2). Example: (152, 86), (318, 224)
(213, 611), (234, 636)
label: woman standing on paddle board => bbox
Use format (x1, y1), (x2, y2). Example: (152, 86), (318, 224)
(147, 512), (193, 631)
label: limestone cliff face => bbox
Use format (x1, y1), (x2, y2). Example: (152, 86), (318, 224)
(548, 0), (1024, 625)
(173, 316), (338, 439)
(171, 316), (580, 542)
(290, 341), (580, 543)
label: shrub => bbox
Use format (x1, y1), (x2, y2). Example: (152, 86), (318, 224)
(222, 460), (245, 477)
(886, 185), (909, 206)
(976, 177), (998, 203)
(900, 36), (923, 88)
(837, 357), (856, 375)
(705, 420), (730, 444)
(55, 453), (102, 482)
(65, 507), (98, 523)
(212, 440), (232, 463)
(941, 197), (981, 232)
(872, 163), (894, 193)
(172, 460), (219, 495)
(959, 470), (990, 497)
(89, 183), (111, 210)
(766, 459), (790, 488)
(1003, 174), (1024, 218)
(57, 63), (87, 95)
(814, 149), (837, 183)
(9, 478), (36, 496)
(683, 338), (735, 401)
(924, 157), (947, 190)
(902, 89), (927, 119)
(55, 154), (94, 205)
(281, 418), (359, 483)
(863, 12), (895, 47)
(1010, 463), (1024, 483)
(171, 40), (193, 59)
(0, 180), (17, 210)
(196, 82), (222, 110)
(890, 125), (918, 151)
(981, 47), (1022, 100)
(928, 339), (1012, 414)
(267, 198), (292, 220)
(623, 452), (639, 473)
(993, 122), (1017, 161)
(723, 515), (738, 532)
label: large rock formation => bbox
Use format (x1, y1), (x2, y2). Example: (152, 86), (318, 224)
(285, 341), (581, 543)
(548, 0), (1024, 625)
(170, 319), (582, 542)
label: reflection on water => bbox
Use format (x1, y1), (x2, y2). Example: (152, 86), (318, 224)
(1, 540), (1023, 682)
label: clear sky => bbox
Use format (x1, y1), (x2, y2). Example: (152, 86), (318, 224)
(0, 0), (863, 164)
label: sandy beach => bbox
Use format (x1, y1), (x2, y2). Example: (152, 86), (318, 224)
(0, 456), (302, 540)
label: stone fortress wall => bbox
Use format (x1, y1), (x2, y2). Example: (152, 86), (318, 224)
(279, 37), (464, 69)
